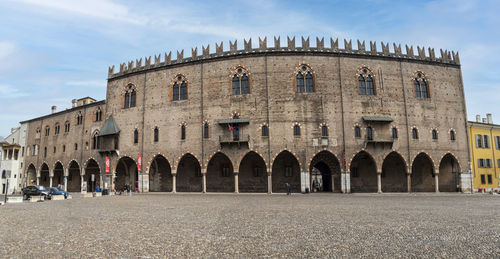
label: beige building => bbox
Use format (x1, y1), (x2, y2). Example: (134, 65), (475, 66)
(22, 36), (471, 193)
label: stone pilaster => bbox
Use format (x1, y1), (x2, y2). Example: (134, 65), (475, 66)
(171, 170), (177, 193)
(201, 168), (207, 193)
(377, 171), (382, 194)
(407, 171), (411, 193)
(435, 174), (440, 193)
(234, 172), (239, 193)
(341, 171), (351, 193)
(460, 172), (472, 193)
(267, 169), (272, 194)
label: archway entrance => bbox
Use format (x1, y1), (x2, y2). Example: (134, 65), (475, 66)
(350, 151), (377, 192)
(149, 155), (172, 192)
(40, 163), (50, 186)
(85, 159), (101, 192)
(26, 164), (36, 185)
(272, 151), (301, 193)
(309, 151), (341, 192)
(411, 153), (435, 192)
(67, 161), (81, 192)
(238, 151), (267, 193)
(176, 154), (202, 192)
(115, 157), (136, 192)
(439, 154), (461, 192)
(207, 152), (234, 192)
(53, 162), (64, 188)
(381, 152), (407, 192)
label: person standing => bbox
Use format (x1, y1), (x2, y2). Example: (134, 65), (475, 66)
(285, 183), (291, 195)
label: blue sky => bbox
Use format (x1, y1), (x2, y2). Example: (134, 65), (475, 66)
(0, 0), (498, 137)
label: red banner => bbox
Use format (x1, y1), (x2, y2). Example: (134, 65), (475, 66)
(137, 154), (142, 172)
(105, 156), (110, 173)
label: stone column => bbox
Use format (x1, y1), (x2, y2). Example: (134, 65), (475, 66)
(234, 172), (239, 193)
(64, 168), (69, 192)
(36, 177), (39, 185)
(434, 174), (439, 193)
(377, 171), (382, 194)
(49, 176), (53, 187)
(267, 169), (272, 194)
(201, 169), (207, 193)
(171, 170), (177, 193)
(341, 171), (351, 193)
(407, 171), (411, 193)
(81, 175), (84, 192)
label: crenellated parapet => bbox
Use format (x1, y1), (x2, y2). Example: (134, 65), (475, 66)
(108, 36), (460, 79)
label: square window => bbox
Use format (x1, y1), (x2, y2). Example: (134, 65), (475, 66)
(480, 175), (486, 184)
(487, 175), (492, 184)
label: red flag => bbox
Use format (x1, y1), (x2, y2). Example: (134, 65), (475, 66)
(105, 156), (110, 173)
(137, 154), (142, 172)
(229, 125), (234, 131)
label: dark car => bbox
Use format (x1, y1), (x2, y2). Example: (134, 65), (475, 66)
(21, 185), (49, 200)
(47, 187), (69, 199)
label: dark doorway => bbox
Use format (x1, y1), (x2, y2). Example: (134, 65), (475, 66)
(40, 163), (50, 187)
(85, 159), (101, 192)
(411, 153), (435, 192)
(177, 153), (202, 192)
(238, 151), (267, 193)
(149, 155), (172, 192)
(439, 154), (461, 192)
(67, 160), (81, 192)
(207, 152), (234, 192)
(381, 152), (407, 192)
(350, 151), (377, 192)
(115, 157), (136, 192)
(272, 151), (301, 193)
(309, 151), (341, 193)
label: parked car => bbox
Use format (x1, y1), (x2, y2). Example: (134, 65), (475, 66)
(21, 185), (49, 200)
(47, 187), (69, 199)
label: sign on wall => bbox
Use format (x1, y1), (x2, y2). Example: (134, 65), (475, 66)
(137, 154), (142, 172)
(105, 156), (110, 173)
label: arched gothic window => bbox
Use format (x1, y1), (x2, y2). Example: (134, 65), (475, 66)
(262, 125), (269, 137)
(321, 125), (328, 137)
(412, 128), (419, 140)
(354, 126), (361, 138)
(124, 85), (137, 108)
(65, 121), (70, 133)
(133, 129), (139, 144)
(181, 124), (186, 140)
(414, 72), (430, 98)
(92, 132), (99, 149)
(203, 123), (209, 139)
(173, 75), (188, 101)
(367, 126), (373, 140)
(231, 67), (250, 95)
(450, 130), (456, 141)
(293, 124), (301, 136)
(357, 67), (375, 95)
(432, 129), (438, 140)
(392, 127), (398, 139)
(45, 126), (50, 136)
(154, 127), (159, 142)
(77, 112), (83, 125)
(54, 123), (60, 136)
(95, 107), (102, 121)
(295, 65), (314, 93)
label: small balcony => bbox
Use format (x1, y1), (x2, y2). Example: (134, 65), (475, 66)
(364, 138), (394, 149)
(219, 134), (249, 148)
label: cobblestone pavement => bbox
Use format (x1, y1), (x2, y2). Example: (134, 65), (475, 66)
(0, 193), (499, 258)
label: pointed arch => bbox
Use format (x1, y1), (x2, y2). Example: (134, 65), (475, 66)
(439, 153), (461, 192)
(149, 154), (172, 192)
(67, 160), (81, 192)
(39, 163), (50, 186)
(349, 150), (377, 192)
(309, 150), (341, 192)
(411, 152), (435, 192)
(176, 153), (202, 192)
(381, 151), (407, 192)
(206, 152), (234, 192)
(271, 150), (301, 193)
(115, 156), (137, 192)
(238, 151), (268, 193)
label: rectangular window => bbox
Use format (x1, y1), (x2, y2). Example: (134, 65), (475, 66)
(486, 159), (492, 168)
(487, 174), (492, 184)
(285, 166), (293, 177)
(21, 147), (24, 157)
(480, 175), (486, 184)
(496, 136), (500, 149)
(221, 167), (230, 177)
(253, 167), (262, 177)
(483, 135), (490, 148)
(351, 167), (358, 178)
(478, 159), (484, 168)
(498, 159), (500, 168)
(476, 134), (482, 148)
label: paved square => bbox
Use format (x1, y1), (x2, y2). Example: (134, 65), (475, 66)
(0, 193), (498, 258)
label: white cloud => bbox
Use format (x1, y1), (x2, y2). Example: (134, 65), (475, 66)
(0, 41), (16, 61)
(13, 0), (147, 25)
(0, 85), (28, 99)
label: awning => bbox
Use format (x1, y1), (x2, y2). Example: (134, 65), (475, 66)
(99, 115), (120, 136)
(218, 119), (250, 125)
(362, 116), (393, 123)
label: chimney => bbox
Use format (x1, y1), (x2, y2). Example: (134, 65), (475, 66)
(476, 115), (481, 122)
(486, 113), (492, 124)
(72, 99), (77, 108)
(51, 105), (56, 114)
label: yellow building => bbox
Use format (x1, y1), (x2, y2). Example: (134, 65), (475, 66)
(468, 114), (500, 191)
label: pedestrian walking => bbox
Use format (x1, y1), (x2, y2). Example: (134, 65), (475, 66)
(285, 183), (291, 195)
